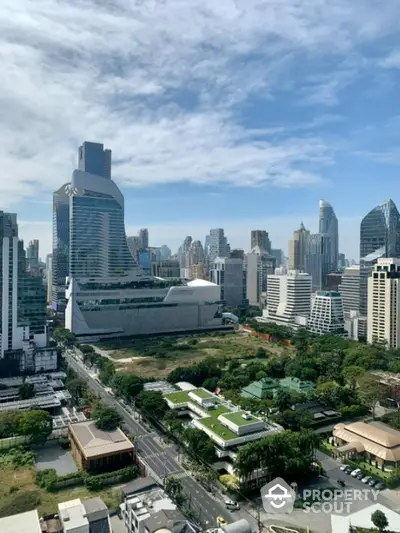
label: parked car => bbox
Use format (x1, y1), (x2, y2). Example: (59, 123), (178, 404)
(337, 479), (346, 487)
(344, 466), (353, 474)
(375, 481), (385, 490)
(355, 472), (364, 480)
(340, 465), (348, 471)
(217, 517), (228, 527)
(351, 468), (362, 477)
(362, 476), (372, 484)
(368, 478), (378, 487)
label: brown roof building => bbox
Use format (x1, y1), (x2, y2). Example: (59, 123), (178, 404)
(69, 420), (134, 474)
(333, 421), (400, 470)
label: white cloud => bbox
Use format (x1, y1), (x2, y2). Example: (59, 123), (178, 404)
(1, 0), (400, 206)
(379, 51), (400, 69)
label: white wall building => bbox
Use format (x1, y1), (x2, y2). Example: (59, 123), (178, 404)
(264, 270), (311, 327)
(367, 258), (400, 348)
(307, 291), (346, 336)
(245, 246), (275, 307)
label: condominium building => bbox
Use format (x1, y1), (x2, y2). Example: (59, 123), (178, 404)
(26, 239), (40, 274)
(289, 222), (310, 271)
(264, 270), (312, 327)
(151, 259), (180, 279)
(251, 230), (271, 253)
(305, 233), (331, 291)
(209, 257), (245, 308)
(367, 258), (400, 349)
(338, 266), (361, 314)
(307, 291), (346, 336)
(245, 246), (276, 307)
(190, 263), (207, 280)
(139, 228), (149, 249)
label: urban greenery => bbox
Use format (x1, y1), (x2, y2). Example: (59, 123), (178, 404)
(93, 406), (123, 431)
(0, 410), (52, 444)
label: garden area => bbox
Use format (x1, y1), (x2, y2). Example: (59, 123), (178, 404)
(0, 448), (129, 517)
(94, 331), (291, 379)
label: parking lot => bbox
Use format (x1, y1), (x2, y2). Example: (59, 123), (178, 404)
(35, 442), (78, 475)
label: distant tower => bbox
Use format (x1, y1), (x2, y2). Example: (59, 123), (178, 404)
(319, 200), (339, 271)
(251, 230), (271, 253)
(208, 229), (230, 262)
(78, 141), (112, 179)
(289, 222), (310, 272)
(305, 233), (331, 291)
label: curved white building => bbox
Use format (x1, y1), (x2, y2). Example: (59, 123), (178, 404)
(64, 165), (223, 339)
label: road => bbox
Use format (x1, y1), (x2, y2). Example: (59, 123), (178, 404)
(65, 352), (232, 527)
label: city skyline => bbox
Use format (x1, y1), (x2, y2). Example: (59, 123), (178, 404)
(2, 2), (400, 265)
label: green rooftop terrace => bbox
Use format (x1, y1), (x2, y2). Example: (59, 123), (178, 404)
(191, 388), (214, 399)
(197, 416), (238, 441)
(164, 390), (191, 404)
(221, 411), (259, 426)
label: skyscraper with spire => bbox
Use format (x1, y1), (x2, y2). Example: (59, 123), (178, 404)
(319, 200), (339, 271)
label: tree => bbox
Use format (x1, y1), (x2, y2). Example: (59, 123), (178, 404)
(358, 374), (389, 418)
(182, 428), (216, 463)
(202, 377), (219, 392)
(67, 378), (87, 404)
(93, 406), (122, 431)
(275, 409), (313, 431)
(19, 382), (35, 400)
(273, 389), (292, 412)
(135, 391), (168, 420)
(52, 326), (76, 348)
(18, 410), (52, 444)
(341, 365), (365, 391)
(99, 359), (115, 385)
(0, 410), (21, 438)
(371, 509), (388, 532)
(80, 344), (95, 354)
(112, 374), (143, 401)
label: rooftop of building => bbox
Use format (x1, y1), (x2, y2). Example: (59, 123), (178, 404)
(187, 279), (217, 287)
(69, 419), (134, 458)
(315, 291), (341, 297)
(0, 509), (41, 533)
(220, 411), (260, 427)
(59, 497), (110, 533)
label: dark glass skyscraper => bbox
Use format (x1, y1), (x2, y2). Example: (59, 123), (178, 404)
(319, 200), (339, 271)
(359, 199), (400, 316)
(305, 233), (331, 291)
(78, 141), (112, 179)
(52, 186), (70, 313)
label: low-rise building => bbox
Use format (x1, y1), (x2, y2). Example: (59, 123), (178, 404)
(333, 421), (400, 471)
(69, 419), (135, 473)
(120, 476), (195, 533)
(0, 509), (42, 533)
(164, 386), (282, 487)
(241, 377), (278, 399)
(59, 497), (111, 533)
(279, 377), (315, 394)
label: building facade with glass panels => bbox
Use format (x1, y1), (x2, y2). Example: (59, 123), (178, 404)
(65, 170), (223, 338)
(52, 186), (70, 314)
(319, 200), (339, 272)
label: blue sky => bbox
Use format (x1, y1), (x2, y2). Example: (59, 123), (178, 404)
(1, 0), (400, 260)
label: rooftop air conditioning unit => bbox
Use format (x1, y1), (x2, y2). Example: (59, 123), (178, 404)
(242, 414), (252, 420)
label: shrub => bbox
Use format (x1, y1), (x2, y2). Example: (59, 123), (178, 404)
(36, 468), (58, 489)
(58, 435), (70, 449)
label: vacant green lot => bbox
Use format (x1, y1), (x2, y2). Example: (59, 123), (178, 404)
(98, 332), (290, 379)
(0, 463), (122, 517)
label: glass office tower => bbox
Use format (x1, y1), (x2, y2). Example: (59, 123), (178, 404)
(78, 141), (112, 179)
(52, 186), (70, 313)
(359, 199), (400, 316)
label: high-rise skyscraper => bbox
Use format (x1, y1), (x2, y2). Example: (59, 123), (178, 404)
(64, 143), (223, 338)
(305, 233), (331, 291)
(359, 199), (400, 317)
(160, 245), (172, 260)
(26, 239), (39, 274)
(251, 230), (271, 253)
(208, 229), (230, 262)
(78, 141), (112, 179)
(319, 200), (339, 271)
(46, 254), (53, 305)
(139, 228), (149, 249)
(245, 246), (276, 306)
(289, 222), (310, 271)
(368, 258), (400, 348)
(338, 266), (361, 315)
(188, 240), (205, 266)
(307, 291), (345, 336)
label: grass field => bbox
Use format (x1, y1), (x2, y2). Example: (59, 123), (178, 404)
(98, 332), (291, 379)
(0, 464), (122, 517)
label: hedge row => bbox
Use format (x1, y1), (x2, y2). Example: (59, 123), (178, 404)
(36, 465), (139, 492)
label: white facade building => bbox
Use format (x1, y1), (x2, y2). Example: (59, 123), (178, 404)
(264, 270), (312, 327)
(367, 258), (400, 348)
(245, 246), (275, 307)
(307, 291), (346, 336)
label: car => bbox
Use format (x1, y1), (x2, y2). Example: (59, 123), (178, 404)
(217, 517), (228, 527)
(337, 479), (346, 487)
(375, 481), (385, 490)
(368, 479), (378, 487)
(351, 468), (362, 477)
(344, 466), (353, 474)
(362, 476), (372, 484)
(225, 501), (240, 511)
(355, 472), (364, 480)
(340, 465), (348, 471)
